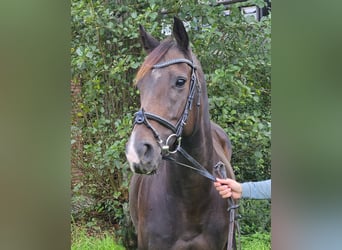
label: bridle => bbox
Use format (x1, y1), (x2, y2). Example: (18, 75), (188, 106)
(134, 58), (200, 156)
(133, 58), (239, 250)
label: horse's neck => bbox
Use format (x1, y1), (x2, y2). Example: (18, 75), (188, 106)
(182, 125), (213, 166)
(166, 85), (215, 200)
(166, 121), (214, 201)
(184, 106), (214, 164)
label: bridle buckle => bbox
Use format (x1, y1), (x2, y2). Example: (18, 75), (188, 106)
(161, 145), (170, 156)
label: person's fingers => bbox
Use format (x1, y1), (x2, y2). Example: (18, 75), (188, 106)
(215, 185), (228, 191)
(214, 183), (235, 199)
(213, 181), (221, 187)
(219, 188), (229, 195)
(216, 178), (229, 184)
(219, 187), (232, 198)
(216, 178), (235, 187)
(222, 193), (230, 198)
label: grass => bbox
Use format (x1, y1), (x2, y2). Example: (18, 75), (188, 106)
(241, 232), (271, 250)
(71, 225), (125, 250)
(72, 224), (270, 250)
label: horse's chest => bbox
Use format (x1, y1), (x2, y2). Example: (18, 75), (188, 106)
(134, 179), (228, 249)
(170, 233), (212, 250)
(147, 226), (216, 250)
(144, 209), (226, 249)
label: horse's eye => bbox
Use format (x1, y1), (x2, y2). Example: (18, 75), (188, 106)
(175, 78), (186, 88)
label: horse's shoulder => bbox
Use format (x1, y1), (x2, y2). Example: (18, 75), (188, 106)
(210, 121), (232, 159)
(210, 121), (235, 179)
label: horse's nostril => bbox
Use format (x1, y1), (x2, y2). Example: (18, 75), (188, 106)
(136, 141), (154, 163)
(143, 143), (153, 158)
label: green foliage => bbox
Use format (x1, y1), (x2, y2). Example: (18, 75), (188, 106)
(241, 232), (271, 250)
(71, 224), (125, 250)
(239, 199), (271, 235)
(71, 225), (270, 250)
(206, 13), (271, 181)
(71, 0), (271, 247)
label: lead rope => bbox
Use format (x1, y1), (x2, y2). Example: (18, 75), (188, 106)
(214, 162), (241, 250)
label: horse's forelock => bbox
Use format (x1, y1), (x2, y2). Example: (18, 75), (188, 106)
(135, 38), (175, 85)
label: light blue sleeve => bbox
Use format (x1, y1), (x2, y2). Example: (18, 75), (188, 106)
(241, 179), (271, 199)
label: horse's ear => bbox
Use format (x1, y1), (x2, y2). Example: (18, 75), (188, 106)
(172, 16), (189, 52)
(139, 25), (160, 54)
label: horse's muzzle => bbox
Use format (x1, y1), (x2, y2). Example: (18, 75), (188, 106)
(131, 163), (156, 175)
(126, 134), (161, 175)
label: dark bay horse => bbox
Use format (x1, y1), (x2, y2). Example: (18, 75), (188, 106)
(126, 17), (237, 250)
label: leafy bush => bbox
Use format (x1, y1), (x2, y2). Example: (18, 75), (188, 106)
(71, 0), (271, 247)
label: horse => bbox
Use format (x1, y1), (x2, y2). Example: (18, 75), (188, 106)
(125, 17), (237, 250)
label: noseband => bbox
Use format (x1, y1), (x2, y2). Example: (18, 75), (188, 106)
(134, 58), (200, 156)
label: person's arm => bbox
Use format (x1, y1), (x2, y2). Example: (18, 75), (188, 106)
(241, 179), (271, 199)
(214, 178), (271, 200)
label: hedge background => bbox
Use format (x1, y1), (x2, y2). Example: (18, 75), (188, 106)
(71, 0), (271, 248)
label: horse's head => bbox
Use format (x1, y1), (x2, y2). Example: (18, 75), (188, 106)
(126, 17), (205, 175)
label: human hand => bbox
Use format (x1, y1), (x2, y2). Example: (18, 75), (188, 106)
(214, 178), (242, 199)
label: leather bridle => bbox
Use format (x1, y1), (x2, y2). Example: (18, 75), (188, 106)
(133, 58), (239, 250)
(134, 58), (200, 156)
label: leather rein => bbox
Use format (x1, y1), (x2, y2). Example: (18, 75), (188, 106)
(133, 58), (239, 250)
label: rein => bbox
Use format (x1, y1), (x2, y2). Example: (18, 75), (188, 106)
(133, 58), (239, 250)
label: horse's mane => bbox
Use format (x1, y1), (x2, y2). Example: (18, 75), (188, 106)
(135, 38), (175, 85)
